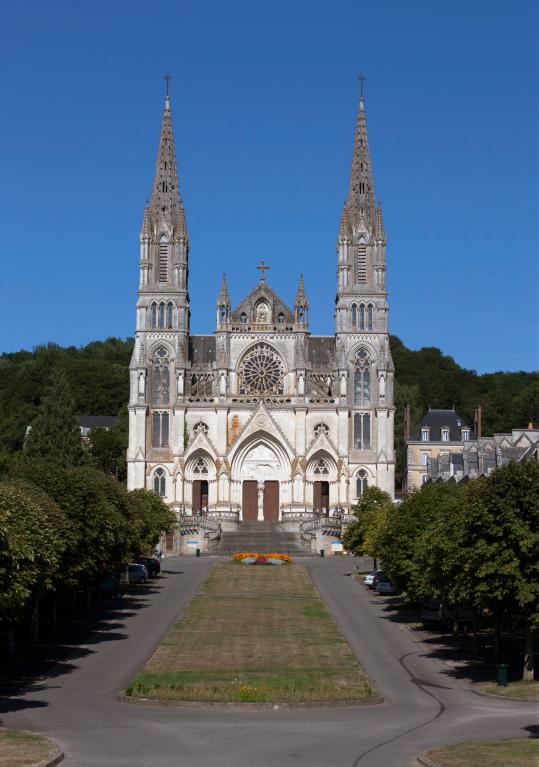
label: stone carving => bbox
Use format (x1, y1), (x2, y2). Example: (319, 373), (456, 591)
(238, 344), (284, 396)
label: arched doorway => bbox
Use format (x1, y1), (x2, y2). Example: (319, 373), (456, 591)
(240, 443), (281, 521)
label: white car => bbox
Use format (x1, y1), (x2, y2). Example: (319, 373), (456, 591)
(376, 579), (397, 595)
(364, 570), (384, 588)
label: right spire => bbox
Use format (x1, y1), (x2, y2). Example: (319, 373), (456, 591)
(343, 86), (377, 233)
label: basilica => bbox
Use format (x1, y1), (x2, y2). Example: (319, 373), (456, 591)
(127, 87), (395, 526)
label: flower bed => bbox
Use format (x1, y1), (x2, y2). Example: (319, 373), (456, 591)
(232, 551), (292, 564)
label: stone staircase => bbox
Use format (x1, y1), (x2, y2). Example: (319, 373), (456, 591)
(208, 521), (312, 557)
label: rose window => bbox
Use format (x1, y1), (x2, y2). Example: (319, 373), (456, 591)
(238, 344), (284, 395)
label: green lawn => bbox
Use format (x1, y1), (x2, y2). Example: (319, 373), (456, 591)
(422, 738), (538, 766)
(481, 680), (538, 699)
(0, 729), (59, 767)
(127, 563), (376, 703)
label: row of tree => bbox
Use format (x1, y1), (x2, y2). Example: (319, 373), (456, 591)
(343, 460), (539, 680)
(0, 368), (177, 655)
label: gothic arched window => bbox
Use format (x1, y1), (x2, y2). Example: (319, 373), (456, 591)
(277, 313), (285, 324)
(353, 348), (371, 406)
(359, 304), (365, 331)
(153, 467), (166, 496)
(158, 234), (168, 283)
(166, 302), (174, 329)
(356, 469), (368, 497)
(150, 302), (157, 329)
(152, 412), (169, 448)
(152, 347), (170, 405)
(158, 302), (165, 328)
(351, 304), (357, 327)
(240, 312), (247, 324)
(367, 304), (373, 331)
(313, 458), (329, 475)
(193, 457), (208, 475)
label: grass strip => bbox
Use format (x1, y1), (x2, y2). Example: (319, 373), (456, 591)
(127, 563), (376, 703)
(0, 729), (59, 767)
(422, 738), (538, 766)
(481, 680), (539, 699)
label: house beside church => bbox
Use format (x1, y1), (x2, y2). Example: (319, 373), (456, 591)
(127, 87), (395, 530)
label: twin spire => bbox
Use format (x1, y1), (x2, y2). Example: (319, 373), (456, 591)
(340, 88), (385, 241)
(142, 90), (188, 244)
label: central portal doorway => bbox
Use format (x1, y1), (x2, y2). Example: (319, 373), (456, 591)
(313, 480), (330, 512)
(242, 480), (258, 521)
(193, 480), (209, 513)
(263, 480), (279, 521)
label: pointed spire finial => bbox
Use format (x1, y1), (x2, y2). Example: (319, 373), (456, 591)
(295, 273), (308, 307)
(217, 272), (231, 307)
(256, 259), (270, 283)
(164, 72), (172, 96)
(358, 72), (367, 102)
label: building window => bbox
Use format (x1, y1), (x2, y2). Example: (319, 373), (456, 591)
(421, 474), (428, 485)
(356, 469), (368, 496)
(367, 304), (373, 331)
(150, 302), (157, 328)
(357, 241), (367, 283)
(354, 413), (371, 449)
(152, 412), (169, 448)
(158, 302), (165, 328)
(421, 428), (430, 441)
(193, 457), (208, 475)
(461, 429), (469, 441)
(153, 467), (166, 496)
(359, 304), (365, 331)
(152, 347), (170, 405)
(441, 428), (450, 442)
(421, 452), (429, 466)
(351, 304), (357, 327)
(313, 459), (329, 475)
(353, 348), (371, 406)
(240, 312), (247, 324)
(158, 235), (168, 283)
(277, 313), (285, 324)
(166, 302), (174, 328)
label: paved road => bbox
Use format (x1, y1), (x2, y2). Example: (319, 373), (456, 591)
(1, 557), (536, 766)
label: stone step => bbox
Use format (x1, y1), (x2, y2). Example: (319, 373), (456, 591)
(207, 521), (312, 557)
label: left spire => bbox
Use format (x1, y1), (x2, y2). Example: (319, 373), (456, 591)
(147, 76), (188, 244)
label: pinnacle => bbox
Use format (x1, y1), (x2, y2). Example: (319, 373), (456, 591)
(295, 273), (308, 307)
(217, 273), (231, 306)
(344, 90), (377, 232)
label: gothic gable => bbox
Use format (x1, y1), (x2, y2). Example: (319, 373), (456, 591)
(231, 283), (294, 325)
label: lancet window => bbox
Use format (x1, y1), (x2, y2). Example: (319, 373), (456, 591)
(353, 348), (371, 406)
(356, 469), (368, 497)
(152, 412), (169, 448)
(193, 457), (208, 475)
(158, 235), (168, 283)
(353, 413), (371, 449)
(153, 467), (166, 496)
(313, 459), (329, 475)
(152, 347), (170, 405)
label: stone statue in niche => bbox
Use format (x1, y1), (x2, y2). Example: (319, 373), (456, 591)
(379, 373), (386, 401)
(177, 372), (184, 397)
(219, 372), (227, 396)
(298, 374), (305, 396)
(340, 373), (347, 397)
(256, 302), (270, 323)
(138, 372), (145, 398)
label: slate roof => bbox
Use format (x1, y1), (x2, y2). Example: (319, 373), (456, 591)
(411, 408), (473, 442)
(189, 336), (216, 365)
(308, 336), (335, 366)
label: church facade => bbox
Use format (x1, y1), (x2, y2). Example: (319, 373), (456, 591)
(127, 89), (395, 524)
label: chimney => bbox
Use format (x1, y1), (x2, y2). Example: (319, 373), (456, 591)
(474, 406), (482, 439)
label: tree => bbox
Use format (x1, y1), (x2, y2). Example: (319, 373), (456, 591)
(342, 487), (393, 566)
(511, 381), (539, 429)
(128, 489), (177, 555)
(25, 368), (86, 466)
(0, 481), (68, 647)
(449, 462), (539, 680)
(89, 405), (128, 481)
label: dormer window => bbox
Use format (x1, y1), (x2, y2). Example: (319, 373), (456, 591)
(461, 429), (469, 441)
(277, 313), (285, 324)
(441, 428), (450, 442)
(421, 428), (430, 441)
(240, 312), (247, 324)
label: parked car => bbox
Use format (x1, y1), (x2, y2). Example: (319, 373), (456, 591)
(421, 600), (478, 631)
(126, 563), (147, 584)
(371, 571), (387, 590)
(364, 570), (384, 588)
(376, 579), (398, 595)
(98, 574), (122, 597)
(135, 557), (160, 578)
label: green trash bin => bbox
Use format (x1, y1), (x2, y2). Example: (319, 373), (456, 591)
(196, 548), (201, 557)
(497, 663), (509, 688)
(320, 549), (325, 558)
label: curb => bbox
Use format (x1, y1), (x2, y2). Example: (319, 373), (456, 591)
(118, 693), (385, 710)
(417, 754), (440, 767)
(35, 750), (64, 767)
(471, 687), (538, 703)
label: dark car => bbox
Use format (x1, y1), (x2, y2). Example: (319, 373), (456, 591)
(135, 556), (160, 578)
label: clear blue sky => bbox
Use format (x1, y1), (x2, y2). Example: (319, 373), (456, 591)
(0, 0), (537, 373)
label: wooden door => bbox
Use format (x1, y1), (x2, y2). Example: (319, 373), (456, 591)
(200, 480), (209, 511)
(313, 481), (322, 511)
(192, 481), (202, 513)
(263, 481), (279, 521)
(242, 480), (258, 521)
(321, 481), (330, 511)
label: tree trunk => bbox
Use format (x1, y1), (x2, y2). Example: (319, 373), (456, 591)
(494, 604), (501, 663)
(31, 596), (40, 644)
(373, 558), (378, 570)
(7, 625), (15, 660)
(523, 622), (534, 681)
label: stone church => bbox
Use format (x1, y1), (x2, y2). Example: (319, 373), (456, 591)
(127, 87), (395, 527)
